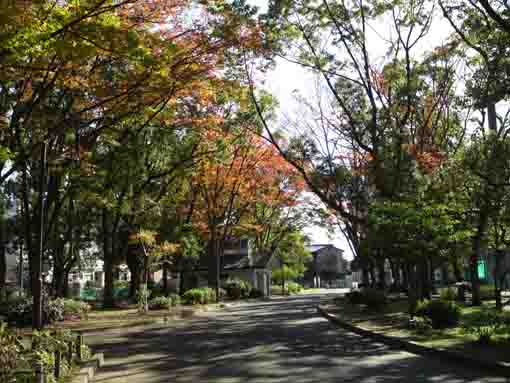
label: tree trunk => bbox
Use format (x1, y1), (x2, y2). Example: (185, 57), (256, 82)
(494, 251), (503, 311)
(420, 258), (431, 300)
(471, 212), (488, 306)
(376, 256), (386, 289)
(369, 263), (376, 287)
(452, 259), (462, 282)
(163, 263), (168, 295)
(0, 229), (6, 294)
(407, 263), (418, 315)
(102, 209), (115, 308)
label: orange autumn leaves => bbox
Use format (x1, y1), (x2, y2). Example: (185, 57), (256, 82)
(189, 130), (305, 237)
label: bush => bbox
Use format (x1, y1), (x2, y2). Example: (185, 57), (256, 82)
(45, 299), (65, 322)
(408, 316), (433, 335)
(439, 287), (456, 301)
(182, 288), (216, 305)
(462, 310), (510, 344)
(346, 290), (363, 305)
(416, 299), (461, 329)
(224, 279), (251, 300)
(479, 284), (495, 301)
(249, 289), (264, 299)
(286, 282), (303, 295)
(149, 296), (172, 310)
(0, 322), (24, 382)
(60, 299), (91, 319)
(360, 288), (386, 310)
(345, 289), (386, 310)
(169, 294), (181, 306)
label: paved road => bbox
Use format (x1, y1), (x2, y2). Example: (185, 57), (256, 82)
(88, 291), (508, 383)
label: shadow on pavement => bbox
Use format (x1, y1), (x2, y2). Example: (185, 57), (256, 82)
(89, 294), (508, 383)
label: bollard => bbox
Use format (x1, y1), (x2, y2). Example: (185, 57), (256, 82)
(34, 361), (44, 383)
(67, 340), (74, 362)
(76, 333), (83, 361)
(54, 349), (61, 379)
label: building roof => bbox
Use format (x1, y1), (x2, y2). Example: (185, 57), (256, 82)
(222, 252), (272, 270)
(307, 244), (344, 254)
(183, 251), (273, 273)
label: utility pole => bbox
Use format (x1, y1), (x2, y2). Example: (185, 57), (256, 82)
(33, 142), (47, 330)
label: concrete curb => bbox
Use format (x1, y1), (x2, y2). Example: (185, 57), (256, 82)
(71, 353), (104, 383)
(317, 306), (510, 377)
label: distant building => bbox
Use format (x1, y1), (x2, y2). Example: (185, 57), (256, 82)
(181, 238), (273, 296)
(303, 244), (348, 288)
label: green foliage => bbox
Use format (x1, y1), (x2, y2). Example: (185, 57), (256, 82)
(182, 288), (217, 305)
(272, 231), (311, 284)
(249, 289), (264, 299)
(361, 289), (387, 310)
(136, 285), (151, 313)
(223, 279), (251, 300)
(148, 296), (181, 310)
(346, 289), (386, 309)
(59, 299), (91, 319)
(0, 322), (23, 383)
(462, 310), (510, 345)
(416, 300), (461, 329)
(439, 287), (457, 302)
(285, 281), (303, 295)
(345, 290), (364, 305)
(148, 296), (171, 310)
(408, 316), (433, 335)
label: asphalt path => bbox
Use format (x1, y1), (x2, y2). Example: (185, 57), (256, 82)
(88, 290), (508, 383)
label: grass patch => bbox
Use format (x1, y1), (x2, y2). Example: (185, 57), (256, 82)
(325, 296), (510, 364)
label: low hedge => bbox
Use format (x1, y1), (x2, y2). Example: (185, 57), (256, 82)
(416, 299), (461, 329)
(182, 288), (217, 305)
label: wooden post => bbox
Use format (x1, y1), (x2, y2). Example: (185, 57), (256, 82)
(54, 349), (61, 379)
(76, 333), (83, 361)
(67, 340), (74, 362)
(34, 361), (44, 383)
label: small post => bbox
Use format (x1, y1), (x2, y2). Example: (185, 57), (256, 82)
(76, 333), (83, 361)
(67, 340), (74, 362)
(34, 361), (44, 383)
(54, 349), (61, 379)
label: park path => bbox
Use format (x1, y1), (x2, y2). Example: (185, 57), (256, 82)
(87, 291), (507, 383)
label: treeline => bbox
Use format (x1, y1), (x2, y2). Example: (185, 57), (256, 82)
(253, 0), (510, 311)
(0, 0), (309, 309)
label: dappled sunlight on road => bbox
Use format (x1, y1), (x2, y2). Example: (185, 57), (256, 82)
(88, 293), (507, 383)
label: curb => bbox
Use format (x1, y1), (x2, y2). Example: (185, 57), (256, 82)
(62, 306), (211, 334)
(317, 306), (510, 377)
(71, 353), (104, 383)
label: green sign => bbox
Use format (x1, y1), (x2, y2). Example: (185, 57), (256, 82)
(477, 260), (487, 280)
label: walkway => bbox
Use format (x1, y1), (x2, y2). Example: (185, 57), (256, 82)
(88, 291), (507, 382)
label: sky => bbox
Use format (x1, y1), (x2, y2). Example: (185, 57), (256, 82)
(245, 0), (454, 260)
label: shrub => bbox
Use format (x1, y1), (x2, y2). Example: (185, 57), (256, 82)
(479, 284), (495, 301)
(439, 287), (456, 302)
(462, 310), (510, 344)
(416, 299), (461, 329)
(169, 294), (181, 306)
(149, 296), (172, 310)
(346, 290), (363, 305)
(224, 279), (251, 300)
(360, 288), (386, 310)
(60, 299), (91, 319)
(408, 316), (433, 335)
(45, 299), (65, 322)
(182, 288), (216, 305)
(0, 321), (24, 382)
(249, 289), (264, 299)
(5, 296), (33, 326)
(286, 282), (303, 295)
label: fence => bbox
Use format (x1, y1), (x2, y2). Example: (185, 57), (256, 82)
(13, 331), (84, 383)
